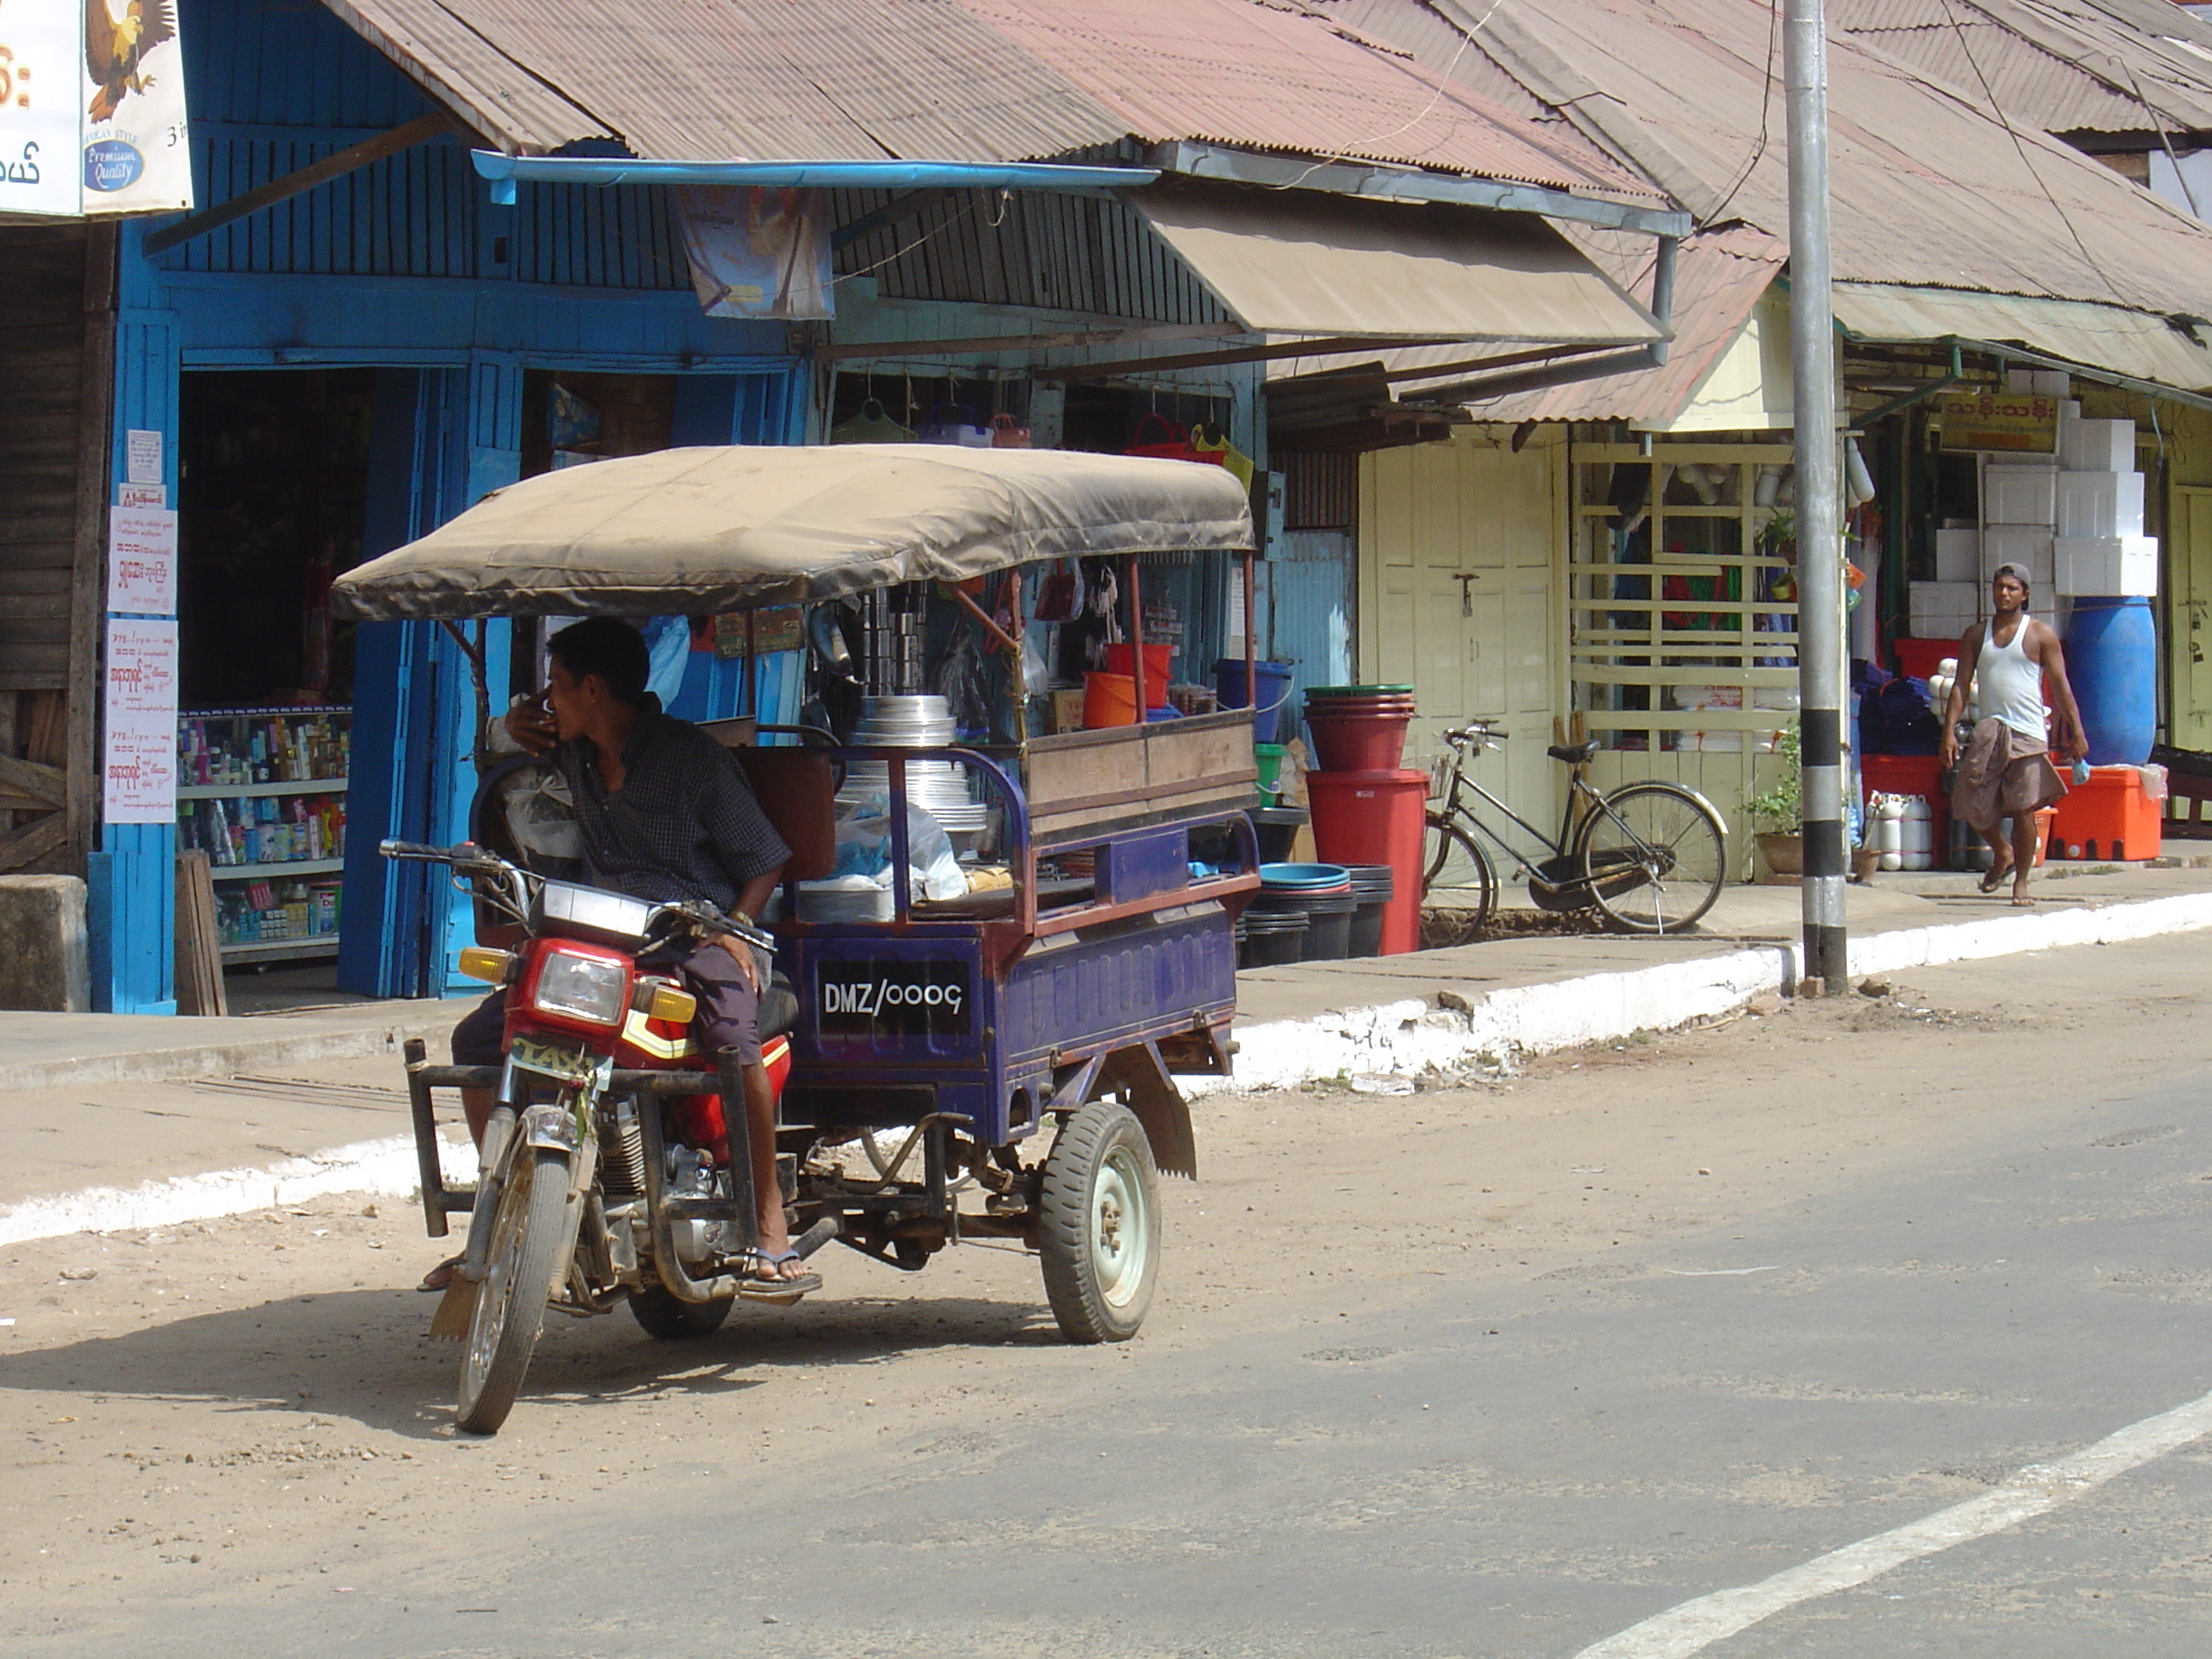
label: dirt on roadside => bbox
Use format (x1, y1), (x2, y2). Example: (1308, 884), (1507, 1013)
(2, 943), (2204, 1643)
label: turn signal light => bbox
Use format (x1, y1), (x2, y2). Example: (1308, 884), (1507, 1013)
(647, 984), (698, 1024)
(457, 946), (515, 985)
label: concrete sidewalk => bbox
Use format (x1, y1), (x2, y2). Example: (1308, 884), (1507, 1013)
(2, 858), (2207, 1243)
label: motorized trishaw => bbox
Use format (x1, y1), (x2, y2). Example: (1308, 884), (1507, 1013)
(329, 445), (1262, 1433)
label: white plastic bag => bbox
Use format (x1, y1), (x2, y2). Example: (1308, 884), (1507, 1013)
(833, 795), (966, 900)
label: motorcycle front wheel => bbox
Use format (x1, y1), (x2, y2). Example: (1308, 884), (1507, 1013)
(456, 1145), (571, 1435)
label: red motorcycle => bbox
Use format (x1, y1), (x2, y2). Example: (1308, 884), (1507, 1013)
(384, 839), (812, 1435)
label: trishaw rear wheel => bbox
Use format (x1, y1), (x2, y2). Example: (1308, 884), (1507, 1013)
(1039, 1100), (1160, 1343)
(455, 1146), (570, 1435)
(628, 1286), (736, 1340)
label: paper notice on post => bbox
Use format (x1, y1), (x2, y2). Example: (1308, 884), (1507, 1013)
(103, 619), (179, 824)
(125, 429), (163, 485)
(107, 508), (178, 614)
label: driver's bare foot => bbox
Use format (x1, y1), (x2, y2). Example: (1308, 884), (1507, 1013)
(748, 1244), (810, 1282)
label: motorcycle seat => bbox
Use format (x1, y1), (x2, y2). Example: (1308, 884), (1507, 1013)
(758, 970), (800, 1042)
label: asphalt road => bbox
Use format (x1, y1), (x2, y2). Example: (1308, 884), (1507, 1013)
(5, 933), (2209, 1657)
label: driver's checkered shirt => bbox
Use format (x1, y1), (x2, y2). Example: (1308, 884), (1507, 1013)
(555, 704), (789, 911)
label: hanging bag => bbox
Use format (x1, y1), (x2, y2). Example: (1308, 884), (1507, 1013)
(1123, 412), (1224, 466)
(1034, 559), (1080, 623)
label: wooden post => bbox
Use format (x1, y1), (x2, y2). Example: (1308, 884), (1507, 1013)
(1126, 555), (1148, 720)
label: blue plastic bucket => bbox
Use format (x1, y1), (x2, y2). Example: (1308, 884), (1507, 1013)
(1215, 659), (1295, 744)
(1258, 861), (1352, 889)
(2064, 596), (2156, 765)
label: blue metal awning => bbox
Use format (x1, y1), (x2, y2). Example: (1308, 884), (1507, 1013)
(469, 152), (1159, 206)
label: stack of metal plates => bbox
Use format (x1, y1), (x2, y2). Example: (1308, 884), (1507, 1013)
(837, 695), (990, 833)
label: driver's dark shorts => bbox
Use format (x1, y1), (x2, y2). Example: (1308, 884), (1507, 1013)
(450, 940), (764, 1068)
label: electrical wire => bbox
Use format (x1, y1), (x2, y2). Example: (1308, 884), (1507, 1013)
(1935, 0), (2129, 306)
(1262, 0), (1493, 190)
(1700, 0), (1781, 230)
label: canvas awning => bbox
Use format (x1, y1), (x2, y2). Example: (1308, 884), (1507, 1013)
(1832, 284), (2212, 395)
(1129, 181), (1662, 345)
(329, 444), (1254, 621)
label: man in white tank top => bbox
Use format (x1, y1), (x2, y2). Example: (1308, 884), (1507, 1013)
(1939, 563), (2088, 905)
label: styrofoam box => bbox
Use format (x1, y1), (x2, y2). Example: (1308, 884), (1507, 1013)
(1982, 525), (2054, 587)
(2032, 370), (2071, 396)
(2058, 399), (2081, 424)
(2055, 534), (2158, 597)
(2061, 416), (2134, 472)
(1910, 580), (1979, 637)
(2004, 367), (2034, 393)
(1984, 463), (2057, 525)
(1935, 527), (1980, 581)
(2056, 470), (2145, 538)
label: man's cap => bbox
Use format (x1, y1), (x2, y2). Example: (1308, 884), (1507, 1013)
(1991, 562), (2033, 589)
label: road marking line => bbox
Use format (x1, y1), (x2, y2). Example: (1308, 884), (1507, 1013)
(1573, 1387), (2212, 1658)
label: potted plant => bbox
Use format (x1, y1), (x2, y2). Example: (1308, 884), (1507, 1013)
(1742, 718), (1802, 878)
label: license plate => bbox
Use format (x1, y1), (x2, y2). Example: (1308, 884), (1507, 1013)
(509, 1035), (607, 1087)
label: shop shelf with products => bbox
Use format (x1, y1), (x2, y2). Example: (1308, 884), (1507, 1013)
(175, 707), (351, 960)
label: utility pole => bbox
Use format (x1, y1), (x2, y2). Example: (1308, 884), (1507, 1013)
(1784, 0), (1848, 992)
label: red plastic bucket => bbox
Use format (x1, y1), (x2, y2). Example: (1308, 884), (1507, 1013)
(1305, 768), (1428, 954)
(1104, 643), (1173, 686)
(1083, 672), (1138, 727)
(1306, 712), (1412, 771)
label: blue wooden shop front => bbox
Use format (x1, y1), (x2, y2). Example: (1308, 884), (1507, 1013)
(93, 0), (805, 1011)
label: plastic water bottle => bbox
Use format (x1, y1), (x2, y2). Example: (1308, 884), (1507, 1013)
(1877, 795), (1904, 870)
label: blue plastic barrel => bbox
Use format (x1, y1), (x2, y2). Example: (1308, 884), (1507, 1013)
(1215, 659), (1295, 743)
(2064, 596), (2156, 765)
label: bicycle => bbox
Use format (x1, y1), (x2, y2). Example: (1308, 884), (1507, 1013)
(1423, 721), (1728, 938)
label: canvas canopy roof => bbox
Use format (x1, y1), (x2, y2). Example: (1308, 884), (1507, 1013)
(329, 445), (1254, 621)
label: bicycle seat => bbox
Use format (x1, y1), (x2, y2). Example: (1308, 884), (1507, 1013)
(1546, 739), (1600, 765)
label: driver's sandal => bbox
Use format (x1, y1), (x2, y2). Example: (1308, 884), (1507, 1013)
(736, 1249), (821, 1303)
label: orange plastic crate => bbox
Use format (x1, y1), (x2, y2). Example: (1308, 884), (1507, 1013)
(2049, 767), (2162, 861)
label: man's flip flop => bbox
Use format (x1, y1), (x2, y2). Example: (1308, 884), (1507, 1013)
(418, 1254), (464, 1293)
(1977, 864), (2011, 894)
(737, 1249), (821, 1303)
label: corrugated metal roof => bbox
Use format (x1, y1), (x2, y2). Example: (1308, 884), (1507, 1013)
(319, 0), (1661, 207)
(1831, 0), (2212, 136)
(1330, 0), (2212, 334)
(1832, 282), (2212, 390)
(962, 0), (1656, 196)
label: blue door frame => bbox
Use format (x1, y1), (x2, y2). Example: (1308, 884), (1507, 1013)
(93, 222), (806, 1010)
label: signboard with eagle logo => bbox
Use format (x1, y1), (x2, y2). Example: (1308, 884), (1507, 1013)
(0, 0), (191, 215)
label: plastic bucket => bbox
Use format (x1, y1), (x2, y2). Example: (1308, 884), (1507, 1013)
(1237, 912), (1307, 969)
(2064, 596), (2156, 765)
(1307, 769), (1429, 955)
(1298, 891), (1357, 961)
(1343, 864), (1394, 958)
(1258, 861), (1352, 889)
(1306, 712), (1413, 771)
(1254, 742), (1287, 801)
(1216, 659), (1295, 743)
(1083, 671), (1138, 728)
(1249, 806), (1308, 864)
(1105, 643), (1173, 687)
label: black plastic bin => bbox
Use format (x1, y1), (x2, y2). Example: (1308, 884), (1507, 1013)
(1296, 891), (1357, 961)
(1237, 911), (1308, 969)
(1250, 806), (1308, 864)
(1343, 864), (1395, 958)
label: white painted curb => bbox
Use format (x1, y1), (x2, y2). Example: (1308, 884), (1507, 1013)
(0, 1131), (469, 1248)
(6, 891), (2209, 1244)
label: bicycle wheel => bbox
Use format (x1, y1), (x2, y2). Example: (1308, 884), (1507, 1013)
(1574, 783), (1726, 934)
(1423, 816), (1497, 942)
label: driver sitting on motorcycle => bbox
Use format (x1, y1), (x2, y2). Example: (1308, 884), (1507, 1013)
(423, 617), (812, 1295)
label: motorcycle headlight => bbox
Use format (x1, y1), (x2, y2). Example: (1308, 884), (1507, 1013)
(531, 947), (628, 1027)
